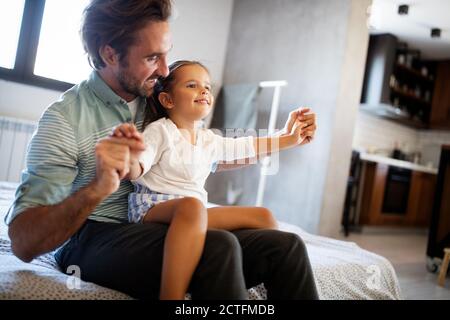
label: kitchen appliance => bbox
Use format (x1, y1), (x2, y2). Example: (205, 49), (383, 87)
(382, 166), (412, 214)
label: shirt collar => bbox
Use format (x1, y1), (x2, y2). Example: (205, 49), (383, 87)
(87, 71), (127, 107)
(164, 118), (205, 144)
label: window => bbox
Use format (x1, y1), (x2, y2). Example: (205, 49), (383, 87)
(0, 0), (92, 91)
(0, 0), (26, 69)
(34, 0), (91, 84)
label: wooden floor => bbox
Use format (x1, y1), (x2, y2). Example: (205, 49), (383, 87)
(337, 228), (450, 300)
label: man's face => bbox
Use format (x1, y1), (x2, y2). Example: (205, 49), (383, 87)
(115, 21), (172, 99)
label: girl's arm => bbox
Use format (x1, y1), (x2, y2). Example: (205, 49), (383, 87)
(254, 107), (317, 156)
(215, 107), (316, 171)
(214, 157), (257, 172)
(213, 126), (289, 172)
(254, 126), (301, 156)
(253, 117), (309, 156)
(110, 123), (144, 180)
(127, 156), (144, 180)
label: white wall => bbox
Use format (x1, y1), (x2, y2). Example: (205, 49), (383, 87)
(353, 111), (419, 154)
(0, 0), (234, 122)
(0, 80), (61, 121)
(353, 111), (450, 167)
(418, 130), (450, 167)
(169, 0), (233, 90)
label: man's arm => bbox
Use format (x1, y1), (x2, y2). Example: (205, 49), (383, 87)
(8, 137), (145, 262)
(8, 182), (107, 262)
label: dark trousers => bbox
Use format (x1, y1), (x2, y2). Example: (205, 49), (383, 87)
(55, 220), (319, 300)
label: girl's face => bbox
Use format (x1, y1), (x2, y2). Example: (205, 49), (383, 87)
(161, 64), (214, 122)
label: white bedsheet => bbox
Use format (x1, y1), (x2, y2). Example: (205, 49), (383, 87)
(0, 182), (401, 300)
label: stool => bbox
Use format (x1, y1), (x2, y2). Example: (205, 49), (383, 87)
(438, 248), (450, 287)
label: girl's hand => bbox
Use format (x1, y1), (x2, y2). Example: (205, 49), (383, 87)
(282, 107), (310, 136)
(291, 119), (308, 145)
(110, 123), (145, 179)
(297, 111), (317, 145)
(284, 108), (317, 146)
(111, 123), (143, 141)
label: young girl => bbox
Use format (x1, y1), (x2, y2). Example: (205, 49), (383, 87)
(112, 60), (316, 300)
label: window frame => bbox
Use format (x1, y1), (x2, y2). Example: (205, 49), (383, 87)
(0, 0), (77, 91)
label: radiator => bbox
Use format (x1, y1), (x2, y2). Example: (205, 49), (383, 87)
(0, 117), (36, 182)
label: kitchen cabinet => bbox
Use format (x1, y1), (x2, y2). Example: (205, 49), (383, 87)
(358, 161), (437, 227)
(430, 61), (450, 129)
(427, 145), (450, 263)
(360, 34), (441, 129)
(408, 170), (437, 227)
(361, 34), (397, 107)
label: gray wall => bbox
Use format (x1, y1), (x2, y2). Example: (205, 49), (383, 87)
(206, 0), (371, 236)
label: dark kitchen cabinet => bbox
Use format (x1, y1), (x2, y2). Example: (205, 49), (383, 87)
(361, 34), (437, 129)
(361, 34), (397, 107)
(427, 146), (450, 266)
(358, 162), (436, 227)
(430, 61), (450, 129)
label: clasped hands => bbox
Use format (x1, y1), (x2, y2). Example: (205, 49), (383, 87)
(284, 107), (317, 145)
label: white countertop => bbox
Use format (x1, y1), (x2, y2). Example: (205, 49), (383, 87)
(360, 153), (438, 175)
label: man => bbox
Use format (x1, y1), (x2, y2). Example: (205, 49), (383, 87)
(6, 0), (318, 299)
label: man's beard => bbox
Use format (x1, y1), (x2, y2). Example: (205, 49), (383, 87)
(117, 66), (154, 98)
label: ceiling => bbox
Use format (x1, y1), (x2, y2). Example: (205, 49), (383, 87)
(369, 0), (450, 60)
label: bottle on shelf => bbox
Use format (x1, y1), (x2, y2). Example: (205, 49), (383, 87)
(424, 90), (431, 102)
(406, 54), (414, 68)
(389, 75), (397, 89)
(414, 85), (421, 98)
(392, 141), (406, 160)
(421, 67), (428, 77)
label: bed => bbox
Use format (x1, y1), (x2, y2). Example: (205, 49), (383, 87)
(0, 181), (402, 300)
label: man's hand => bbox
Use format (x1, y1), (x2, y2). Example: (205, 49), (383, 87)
(110, 123), (146, 181)
(93, 127), (145, 198)
(8, 134), (145, 262)
(111, 123), (145, 167)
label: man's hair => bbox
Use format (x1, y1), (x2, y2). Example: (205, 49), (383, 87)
(144, 60), (209, 127)
(81, 0), (172, 70)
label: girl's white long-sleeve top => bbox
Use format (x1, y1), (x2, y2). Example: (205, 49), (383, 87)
(134, 117), (256, 204)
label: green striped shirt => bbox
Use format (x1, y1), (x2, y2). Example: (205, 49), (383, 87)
(5, 71), (146, 225)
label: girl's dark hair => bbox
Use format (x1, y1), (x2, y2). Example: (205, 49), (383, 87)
(143, 60), (209, 127)
(81, 0), (172, 70)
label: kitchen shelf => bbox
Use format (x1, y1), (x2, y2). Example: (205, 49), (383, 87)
(360, 104), (428, 129)
(360, 34), (437, 128)
(394, 63), (434, 85)
(390, 86), (431, 107)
